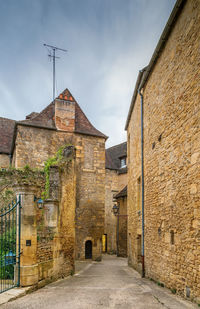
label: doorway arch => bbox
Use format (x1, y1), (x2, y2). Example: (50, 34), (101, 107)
(85, 240), (92, 259)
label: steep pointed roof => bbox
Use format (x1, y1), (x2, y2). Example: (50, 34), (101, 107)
(0, 89), (107, 155)
(18, 88), (107, 138)
(18, 89), (107, 138)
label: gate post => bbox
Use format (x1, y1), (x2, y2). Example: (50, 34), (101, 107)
(14, 184), (38, 287)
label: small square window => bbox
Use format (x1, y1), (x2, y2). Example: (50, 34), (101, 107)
(120, 157), (126, 168)
(170, 230), (175, 245)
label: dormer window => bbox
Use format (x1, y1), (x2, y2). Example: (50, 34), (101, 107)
(120, 157), (126, 168)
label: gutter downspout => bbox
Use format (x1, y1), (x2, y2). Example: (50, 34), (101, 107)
(138, 85), (145, 278)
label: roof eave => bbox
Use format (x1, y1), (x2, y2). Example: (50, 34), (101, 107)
(16, 122), (56, 131)
(125, 0), (186, 131)
(75, 130), (108, 140)
(139, 0), (186, 91)
(125, 69), (144, 130)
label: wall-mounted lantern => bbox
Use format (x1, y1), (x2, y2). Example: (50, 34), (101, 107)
(34, 196), (44, 209)
(112, 204), (119, 216)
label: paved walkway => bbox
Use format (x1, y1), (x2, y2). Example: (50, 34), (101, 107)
(1, 255), (197, 308)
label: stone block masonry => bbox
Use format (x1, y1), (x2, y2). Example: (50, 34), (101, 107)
(75, 135), (105, 261)
(127, 0), (200, 301)
(0, 154), (10, 168)
(13, 125), (73, 169)
(9, 147), (76, 287)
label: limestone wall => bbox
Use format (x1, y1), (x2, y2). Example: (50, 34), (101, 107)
(105, 169), (127, 254)
(0, 154), (10, 168)
(118, 173), (127, 191)
(127, 0), (200, 300)
(36, 156), (76, 283)
(105, 169), (118, 253)
(14, 150), (76, 287)
(75, 134), (105, 261)
(127, 93), (142, 273)
(13, 125), (106, 262)
(13, 125), (73, 168)
(0, 168), (45, 208)
(118, 196), (127, 257)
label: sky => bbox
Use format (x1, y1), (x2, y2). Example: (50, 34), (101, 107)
(0, 0), (176, 147)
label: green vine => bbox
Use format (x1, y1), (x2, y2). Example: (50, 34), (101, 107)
(42, 144), (72, 199)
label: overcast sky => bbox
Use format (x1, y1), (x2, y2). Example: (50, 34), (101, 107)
(0, 0), (176, 147)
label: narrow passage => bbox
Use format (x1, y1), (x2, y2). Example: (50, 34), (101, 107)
(1, 255), (196, 309)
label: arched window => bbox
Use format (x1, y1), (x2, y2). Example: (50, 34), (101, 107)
(85, 240), (92, 259)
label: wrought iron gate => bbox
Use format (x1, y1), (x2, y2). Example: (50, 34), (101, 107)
(0, 196), (21, 293)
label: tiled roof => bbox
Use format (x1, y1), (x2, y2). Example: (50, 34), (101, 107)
(115, 185), (127, 199)
(75, 102), (106, 138)
(19, 101), (55, 128)
(0, 89), (107, 154)
(26, 112), (39, 120)
(106, 142), (127, 170)
(19, 89), (107, 138)
(0, 117), (16, 154)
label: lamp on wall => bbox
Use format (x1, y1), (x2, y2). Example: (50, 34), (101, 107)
(112, 204), (119, 215)
(34, 196), (44, 209)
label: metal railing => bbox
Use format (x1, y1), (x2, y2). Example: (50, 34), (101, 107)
(0, 196), (21, 293)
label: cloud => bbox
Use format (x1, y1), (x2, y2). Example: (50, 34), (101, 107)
(0, 0), (176, 147)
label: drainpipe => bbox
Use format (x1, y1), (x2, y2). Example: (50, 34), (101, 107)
(138, 87), (145, 278)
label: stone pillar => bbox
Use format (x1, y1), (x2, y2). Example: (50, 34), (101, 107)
(44, 199), (59, 228)
(14, 185), (38, 287)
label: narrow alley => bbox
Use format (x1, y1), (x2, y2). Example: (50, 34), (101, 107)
(1, 255), (196, 309)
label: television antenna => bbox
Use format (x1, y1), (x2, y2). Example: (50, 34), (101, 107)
(44, 44), (67, 102)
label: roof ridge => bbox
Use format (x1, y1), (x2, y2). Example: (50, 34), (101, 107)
(106, 141), (127, 151)
(0, 116), (15, 122)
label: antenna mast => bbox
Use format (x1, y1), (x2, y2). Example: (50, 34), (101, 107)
(44, 44), (67, 102)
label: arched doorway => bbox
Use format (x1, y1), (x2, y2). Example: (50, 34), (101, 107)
(85, 240), (92, 259)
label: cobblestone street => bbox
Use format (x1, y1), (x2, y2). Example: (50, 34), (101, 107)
(1, 255), (196, 309)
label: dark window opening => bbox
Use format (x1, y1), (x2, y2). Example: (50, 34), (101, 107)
(170, 230), (175, 245)
(85, 240), (92, 259)
(152, 142), (155, 149)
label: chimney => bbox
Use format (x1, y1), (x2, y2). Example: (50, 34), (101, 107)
(55, 90), (75, 132)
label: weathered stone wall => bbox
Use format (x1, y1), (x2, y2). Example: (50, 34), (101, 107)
(14, 150), (76, 287)
(0, 154), (10, 168)
(127, 0), (200, 300)
(13, 125), (73, 168)
(118, 196), (127, 257)
(75, 134), (105, 261)
(118, 173), (127, 190)
(105, 169), (118, 253)
(37, 154), (76, 283)
(105, 170), (127, 254)
(127, 92), (142, 273)
(0, 168), (45, 208)
(13, 124), (106, 262)
(55, 99), (75, 132)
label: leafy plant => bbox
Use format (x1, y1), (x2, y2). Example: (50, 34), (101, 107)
(42, 144), (72, 199)
(171, 288), (177, 294)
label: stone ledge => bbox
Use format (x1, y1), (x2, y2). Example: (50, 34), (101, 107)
(0, 287), (31, 305)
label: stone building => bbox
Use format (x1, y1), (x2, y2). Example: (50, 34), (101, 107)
(114, 186), (127, 257)
(105, 142), (127, 254)
(125, 0), (200, 301)
(0, 89), (107, 261)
